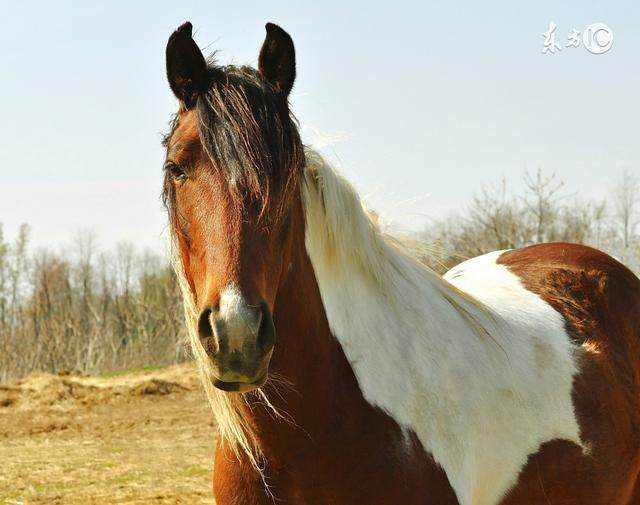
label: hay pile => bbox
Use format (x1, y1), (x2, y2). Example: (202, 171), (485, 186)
(0, 364), (199, 411)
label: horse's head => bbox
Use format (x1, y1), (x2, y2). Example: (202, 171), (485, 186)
(162, 22), (304, 393)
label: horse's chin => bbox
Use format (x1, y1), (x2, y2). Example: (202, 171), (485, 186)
(213, 373), (268, 393)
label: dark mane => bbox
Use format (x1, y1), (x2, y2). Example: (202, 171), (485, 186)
(162, 62), (304, 224)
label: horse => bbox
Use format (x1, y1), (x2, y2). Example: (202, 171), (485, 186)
(161, 21), (640, 505)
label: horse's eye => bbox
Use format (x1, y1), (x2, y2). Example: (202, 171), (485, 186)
(165, 161), (187, 182)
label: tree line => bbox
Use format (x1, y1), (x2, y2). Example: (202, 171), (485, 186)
(419, 169), (640, 275)
(0, 228), (185, 382)
(1, 169), (638, 382)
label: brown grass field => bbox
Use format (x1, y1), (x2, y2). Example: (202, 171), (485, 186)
(0, 364), (217, 504)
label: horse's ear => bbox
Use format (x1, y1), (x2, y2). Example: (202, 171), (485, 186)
(258, 23), (296, 96)
(166, 22), (209, 108)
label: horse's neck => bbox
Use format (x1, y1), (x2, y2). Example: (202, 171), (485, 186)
(266, 225), (355, 419)
(248, 203), (376, 459)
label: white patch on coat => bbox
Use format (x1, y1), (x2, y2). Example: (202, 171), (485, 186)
(302, 150), (583, 505)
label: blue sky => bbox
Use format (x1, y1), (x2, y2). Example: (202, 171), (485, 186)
(0, 1), (638, 249)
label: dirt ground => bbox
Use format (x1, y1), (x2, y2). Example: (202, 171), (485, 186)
(0, 364), (217, 504)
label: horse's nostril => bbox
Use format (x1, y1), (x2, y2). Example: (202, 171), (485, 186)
(198, 307), (214, 340)
(257, 302), (276, 351)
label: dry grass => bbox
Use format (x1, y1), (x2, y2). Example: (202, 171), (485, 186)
(0, 364), (216, 504)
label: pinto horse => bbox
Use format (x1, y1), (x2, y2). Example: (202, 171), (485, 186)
(162, 21), (640, 505)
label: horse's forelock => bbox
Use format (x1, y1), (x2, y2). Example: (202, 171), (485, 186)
(195, 64), (304, 221)
(162, 63), (304, 228)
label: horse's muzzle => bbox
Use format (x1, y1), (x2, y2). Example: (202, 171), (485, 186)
(198, 289), (276, 393)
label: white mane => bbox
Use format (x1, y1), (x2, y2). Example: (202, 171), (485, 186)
(301, 150), (582, 505)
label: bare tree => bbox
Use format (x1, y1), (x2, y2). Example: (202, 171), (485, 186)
(523, 168), (564, 243)
(613, 170), (639, 248)
(423, 169), (640, 275)
(467, 178), (525, 251)
(0, 227), (186, 383)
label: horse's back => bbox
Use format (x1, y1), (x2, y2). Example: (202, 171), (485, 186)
(493, 243), (640, 401)
(448, 243), (640, 504)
